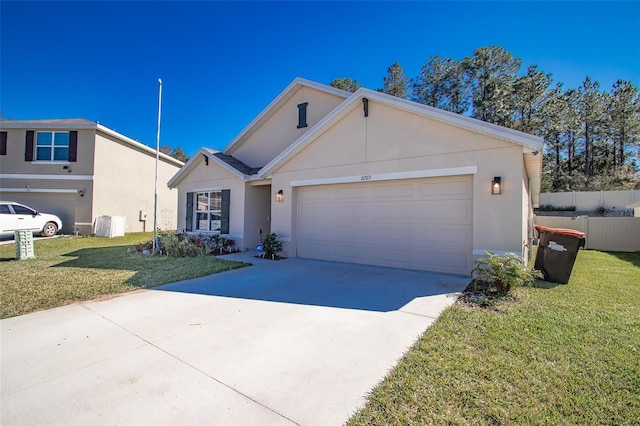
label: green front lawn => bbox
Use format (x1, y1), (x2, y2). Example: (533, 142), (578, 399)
(0, 233), (249, 319)
(349, 250), (640, 425)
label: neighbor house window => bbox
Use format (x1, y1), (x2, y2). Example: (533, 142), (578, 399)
(36, 131), (69, 161)
(195, 191), (222, 232)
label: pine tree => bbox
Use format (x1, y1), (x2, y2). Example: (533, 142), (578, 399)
(330, 77), (360, 93)
(468, 46), (522, 127)
(608, 80), (640, 168)
(411, 55), (453, 109)
(577, 77), (606, 178)
(381, 62), (408, 98)
(512, 65), (553, 135)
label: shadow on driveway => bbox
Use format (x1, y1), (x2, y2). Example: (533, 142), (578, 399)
(155, 256), (470, 313)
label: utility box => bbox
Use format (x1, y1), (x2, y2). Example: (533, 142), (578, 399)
(95, 216), (126, 238)
(139, 210), (147, 221)
(15, 230), (35, 260)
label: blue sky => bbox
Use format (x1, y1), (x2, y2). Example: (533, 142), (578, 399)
(1, 1), (639, 158)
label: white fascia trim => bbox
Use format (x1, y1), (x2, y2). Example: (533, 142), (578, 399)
(0, 188), (78, 194)
(290, 166), (478, 187)
(223, 78), (351, 153)
(1, 174), (93, 181)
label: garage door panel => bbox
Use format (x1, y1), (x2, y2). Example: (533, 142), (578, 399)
(299, 200), (472, 225)
(299, 178), (472, 205)
(296, 176), (473, 275)
(299, 222), (471, 251)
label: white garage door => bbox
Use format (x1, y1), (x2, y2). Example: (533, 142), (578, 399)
(296, 175), (473, 275)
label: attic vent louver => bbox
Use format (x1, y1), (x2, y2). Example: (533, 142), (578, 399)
(363, 98), (369, 117)
(297, 102), (308, 129)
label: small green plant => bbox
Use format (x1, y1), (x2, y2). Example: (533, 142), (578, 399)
(471, 252), (537, 295)
(159, 234), (210, 257)
(261, 233), (283, 259)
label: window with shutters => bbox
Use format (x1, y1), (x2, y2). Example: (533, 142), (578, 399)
(195, 191), (222, 232)
(35, 131), (70, 161)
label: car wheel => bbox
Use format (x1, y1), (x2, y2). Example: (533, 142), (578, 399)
(41, 222), (58, 237)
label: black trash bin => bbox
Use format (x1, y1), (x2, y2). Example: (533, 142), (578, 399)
(534, 225), (586, 284)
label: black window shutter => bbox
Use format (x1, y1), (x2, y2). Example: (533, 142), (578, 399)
(69, 131), (78, 162)
(297, 102), (308, 129)
(185, 192), (194, 232)
(221, 189), (230, 234)
(25, 130), (34, 161)
(0, 131), (6, 155)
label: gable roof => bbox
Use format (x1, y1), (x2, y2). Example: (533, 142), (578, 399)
(0, 118), (184, 167)
(222, 77), (351, 154)
(167, 147), (261, 187)
(258, 88), (544, 178)
(169, 79), (545, 202)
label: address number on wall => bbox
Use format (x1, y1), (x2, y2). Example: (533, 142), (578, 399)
(360, 175), (372, 181)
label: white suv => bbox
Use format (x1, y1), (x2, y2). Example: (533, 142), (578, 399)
(0, 201), (63, 237)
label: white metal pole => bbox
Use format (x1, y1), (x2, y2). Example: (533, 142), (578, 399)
(153, 78), (162, 253)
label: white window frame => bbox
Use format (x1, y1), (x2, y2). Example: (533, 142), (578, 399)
(194, 191), (222, 232)
(35, 131), (70, 162)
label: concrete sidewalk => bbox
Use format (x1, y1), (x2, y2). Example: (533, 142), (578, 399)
(1, 254), (469, 425)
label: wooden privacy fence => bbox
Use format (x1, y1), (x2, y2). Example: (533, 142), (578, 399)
(534, 216), (640, 252)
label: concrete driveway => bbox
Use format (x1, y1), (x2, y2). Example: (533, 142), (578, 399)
(1, 253), (469, 425)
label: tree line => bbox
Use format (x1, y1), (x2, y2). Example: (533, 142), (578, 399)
(330, 46), (640, 192)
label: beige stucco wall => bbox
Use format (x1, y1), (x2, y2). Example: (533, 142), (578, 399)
(92, 131), (181, 233)
(269, 100), (528, 260)
(0, 127), (97, 233)
(228, 86), (346, 168)
(174, 156), (248, 248)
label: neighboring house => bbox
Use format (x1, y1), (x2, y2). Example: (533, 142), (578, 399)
(0, 119), (183, 235)
(169, 78), (543, 276)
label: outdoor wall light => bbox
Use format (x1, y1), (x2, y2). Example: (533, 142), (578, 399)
(275, 189), (284, 202)
(492, 177), (502, 195)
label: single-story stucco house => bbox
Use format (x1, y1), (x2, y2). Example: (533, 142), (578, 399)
(168, 78), (543, 276)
